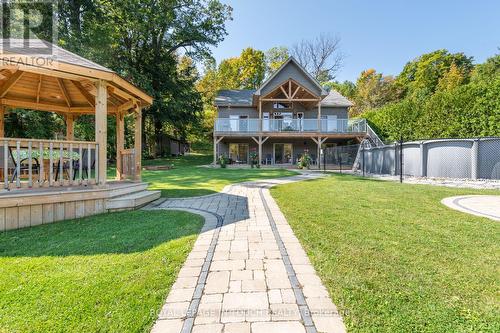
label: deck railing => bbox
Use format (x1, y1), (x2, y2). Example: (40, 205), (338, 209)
(214, 118), (367, 134)
(1, 138), (98, 190)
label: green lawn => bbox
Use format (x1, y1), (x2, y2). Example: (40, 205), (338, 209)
(271, 174), (500, 333)
(0, 210), (203, 333)
(141, 153), (297, 197)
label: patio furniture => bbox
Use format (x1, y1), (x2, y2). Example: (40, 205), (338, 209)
(9, 146), (40, 183)
(262, 154), (272, 165)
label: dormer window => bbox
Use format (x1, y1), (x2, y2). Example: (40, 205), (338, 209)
(273, 102), (292, 110)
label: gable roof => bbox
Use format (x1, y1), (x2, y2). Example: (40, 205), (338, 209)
(215, 89), (255, 106)
(321, 90), (353, 107)
(255, 57), (328, 96)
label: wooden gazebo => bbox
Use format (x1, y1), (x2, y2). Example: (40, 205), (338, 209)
(0, 39), (159, 231)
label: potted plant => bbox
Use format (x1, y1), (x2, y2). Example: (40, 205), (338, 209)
(218, 154), (227, 168)
(297, 150), (312, 169)
(250, 149), (259, 168)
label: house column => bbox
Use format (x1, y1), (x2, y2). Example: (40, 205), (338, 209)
(258, 99), (262, 131)
(116, 112), (125, 180)
(65, 114), (75, 140)
(258, 136), (262, 167)
(317, 100), (322, 132)
(0, 106), (5, 137)
(134, 106), (142, 181)
(95, 79), (108, 186)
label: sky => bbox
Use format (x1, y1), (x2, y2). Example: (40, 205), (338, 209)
(210, 0), (500, 82)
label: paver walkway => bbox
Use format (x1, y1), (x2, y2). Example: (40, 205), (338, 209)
(442, 195), (500, 221)
(149, 173), (346, 333)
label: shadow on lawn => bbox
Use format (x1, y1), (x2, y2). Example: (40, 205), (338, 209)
(0, 210), (202, 257)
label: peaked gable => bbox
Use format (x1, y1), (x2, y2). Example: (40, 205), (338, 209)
(256, 57), (327, 98)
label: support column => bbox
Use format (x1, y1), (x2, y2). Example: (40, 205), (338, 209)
(0, 106), (5, 138)
(116, 112), (125, 180)
(317, 137), (321, 170)
(213, 135), (217, 166)
(258, 99), (262, 131)
(258, 136), (262, 167)
(134, 107), (142, 182)
(65, 114), (74, 140)
(95, 80), (108, 186)
(317, 101), (322, 132)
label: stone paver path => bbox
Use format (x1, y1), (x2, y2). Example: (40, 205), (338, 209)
(150, 173), (346, 333)
(442, 195), (500, 221)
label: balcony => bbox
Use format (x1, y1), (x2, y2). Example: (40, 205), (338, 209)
(214, 118), (367, 134)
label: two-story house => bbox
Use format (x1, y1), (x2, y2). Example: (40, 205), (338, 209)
(213, 57), (369, 168)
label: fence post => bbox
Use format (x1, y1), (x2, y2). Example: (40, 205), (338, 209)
(339, 151), (342, 174)
(420, 141), (426, 177)
(399, 136), (403, 183)
(471, 139), (479, 180)
(362, 144), (365, 177)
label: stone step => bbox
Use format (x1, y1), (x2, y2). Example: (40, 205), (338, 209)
(106, 190), (161, 211)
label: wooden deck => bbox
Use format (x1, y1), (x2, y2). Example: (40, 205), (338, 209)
(0, 181), (160, 231)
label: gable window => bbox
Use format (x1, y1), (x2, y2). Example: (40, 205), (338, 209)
(273, 102), (292, 110)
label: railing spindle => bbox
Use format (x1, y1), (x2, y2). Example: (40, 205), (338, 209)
(39, 142), (44, 185)
(87, 143), (91, 185)
(69, 143), (73, 185)
(49, 142), (54, 187)
(59, 143), (63, 186)
(78, 144), (83, 184)
(28, 141), (32, 187)
(94, 143), (98, 184)
(3, 141), (8, 189)
(16, 140), (21, 188)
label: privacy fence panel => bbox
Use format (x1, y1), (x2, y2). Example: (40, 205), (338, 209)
(359, 137), (500, 180)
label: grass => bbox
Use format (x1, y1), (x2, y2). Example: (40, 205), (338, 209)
(0, 210), (204, 333)
(271, 174), (500, 333)
(140, 153), (297, 197)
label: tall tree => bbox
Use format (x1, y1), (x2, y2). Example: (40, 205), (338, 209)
(239, 47), (265, 89)
(265, 46), (289, 76)
(291, 34), (343, 83)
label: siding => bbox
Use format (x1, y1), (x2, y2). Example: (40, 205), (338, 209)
(260, 61), (322, 97)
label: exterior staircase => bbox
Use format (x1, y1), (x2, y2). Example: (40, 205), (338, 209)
(352, 124), (385, 172)
(105, 181), (161, 212)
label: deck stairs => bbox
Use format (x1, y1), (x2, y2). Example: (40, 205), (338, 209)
(352, 124), (384, 172)
(105, 182), (161, 211)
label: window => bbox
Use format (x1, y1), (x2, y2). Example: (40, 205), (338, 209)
(273, 102), (292, 110)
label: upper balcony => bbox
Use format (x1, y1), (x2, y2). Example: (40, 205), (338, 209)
(214, 118), (367, 135)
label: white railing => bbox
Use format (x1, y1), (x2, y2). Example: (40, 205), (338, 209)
(1, 138), (98, 190)
(214, 118), (367, 134)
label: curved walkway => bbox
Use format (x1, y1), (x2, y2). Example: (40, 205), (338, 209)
(442, 195), (500, 221)
(149, 173), (346, 333)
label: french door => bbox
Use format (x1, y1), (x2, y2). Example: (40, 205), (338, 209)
(229, 143), (249, 164)
(274, 143), (293, 164)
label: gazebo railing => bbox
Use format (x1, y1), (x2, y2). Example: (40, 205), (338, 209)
(1, 138), (99, 190)
(121, 148), (136, 180)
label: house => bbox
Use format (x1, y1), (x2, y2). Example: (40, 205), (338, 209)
(213, 57), (370, 168)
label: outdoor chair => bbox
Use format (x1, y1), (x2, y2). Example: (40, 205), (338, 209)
(71, 148), (96, 180)
(262, 154), (272, 165)
(310, 154), (317, 165)
(8, 147), (40, 183)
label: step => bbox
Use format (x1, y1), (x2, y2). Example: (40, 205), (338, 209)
(106, 190), (161, 211)
(107, 182), (149, 198)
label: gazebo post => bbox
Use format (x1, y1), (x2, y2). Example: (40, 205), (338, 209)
(65, 114), (74, 140)
(116, 112), (124, 180)
(134, 106), (142, 181)
(0, 105), (5, 137)
(95, 79), (108, 186)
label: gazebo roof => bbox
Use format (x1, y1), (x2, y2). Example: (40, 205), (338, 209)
(0, 39), (152, 114)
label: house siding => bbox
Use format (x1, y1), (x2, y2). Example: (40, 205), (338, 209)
(260, 61), (322, 97)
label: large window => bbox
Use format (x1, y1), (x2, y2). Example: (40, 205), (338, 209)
(273, 102), (292, 110)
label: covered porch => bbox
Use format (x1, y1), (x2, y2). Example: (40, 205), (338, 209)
(0, 40), (158, 231)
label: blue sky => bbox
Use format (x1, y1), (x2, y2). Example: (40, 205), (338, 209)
(210, 0), (500, 82)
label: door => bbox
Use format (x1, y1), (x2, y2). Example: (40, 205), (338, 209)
(296, 112), (304, 131)
(321, 115), (338, 132)
(229, 143), (249, 164)
(229, 115), (239, 132)
(274, 143), (293, 164)
(263, 112), (269, 131)
(239, 115), (248, 132)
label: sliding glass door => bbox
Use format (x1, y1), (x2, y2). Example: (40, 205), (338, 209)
(229, 143), (249, 164)
(274, 143), (293, 164)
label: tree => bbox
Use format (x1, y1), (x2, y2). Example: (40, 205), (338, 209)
(396, 49), (474, 97)
(58, 0), (233, 157)
(239, 48), (266, 89)
(265, 46), (289, 76)
(325, 80), (356, 100)
(350, 69), (400, 116)
(471, 52), (500, 82)
(291, 34), (343, 83)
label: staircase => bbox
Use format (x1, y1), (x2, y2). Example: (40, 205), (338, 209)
(105, 182), (161, 212)
(352, 124), (385, 172)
